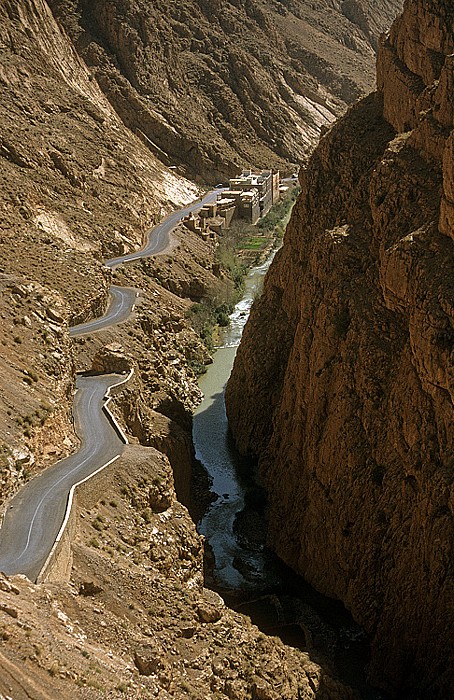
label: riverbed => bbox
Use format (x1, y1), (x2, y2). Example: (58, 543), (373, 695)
(193, 256), (276, 590)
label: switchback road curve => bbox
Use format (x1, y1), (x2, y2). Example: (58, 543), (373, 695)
(0, 374), (127, 581)
(69, 286), (138, 338)
(69, 190), (220, 337)
(0, 189), (219, 581)
(105, 189), (219, 270)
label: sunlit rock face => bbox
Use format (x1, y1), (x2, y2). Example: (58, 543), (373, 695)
(48, 0), (402, 181)
(226, 1), (453, 696)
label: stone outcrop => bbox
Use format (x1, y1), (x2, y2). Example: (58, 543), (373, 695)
(226, 1), (453, 697)
(90, 343), (133, 374)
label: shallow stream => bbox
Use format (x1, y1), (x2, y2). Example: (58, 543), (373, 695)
(193, 257), (276, 590)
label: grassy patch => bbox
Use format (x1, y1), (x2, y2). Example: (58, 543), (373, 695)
(187, 185), (300, 358)
(242, 236), (267, 250)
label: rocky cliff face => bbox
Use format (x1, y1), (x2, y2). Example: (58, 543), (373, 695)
(0, 1), (380, 695)
(0, 445), (356, 700)
(0, 0), (415, 697)
(49, 0), (402, 181)
(0, 0), (402, 501)
(226, 1), (453, 697)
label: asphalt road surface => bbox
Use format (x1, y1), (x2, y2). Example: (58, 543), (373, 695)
(69, 286), (138, 337)
(0, 374), (126, 581)
(69, 191), (219, 335)
(105, 190), (219, 269)
(0, 190), (220, 581)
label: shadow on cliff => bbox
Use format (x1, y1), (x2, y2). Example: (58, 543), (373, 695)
(193, 387), (389, 699)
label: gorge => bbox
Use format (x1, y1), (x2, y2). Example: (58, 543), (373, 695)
(193, 254), (388, 700)
(0, 0), (451, 698)
(226, 1), (454, 697)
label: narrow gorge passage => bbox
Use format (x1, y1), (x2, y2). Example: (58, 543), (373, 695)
(192, 257), (390, 700)
(194, 257), (276, 591)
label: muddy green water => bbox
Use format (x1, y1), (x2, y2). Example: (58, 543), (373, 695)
(193, 257), (275, 590)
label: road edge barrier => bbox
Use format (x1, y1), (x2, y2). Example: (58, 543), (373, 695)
(36, 368), (134, 583)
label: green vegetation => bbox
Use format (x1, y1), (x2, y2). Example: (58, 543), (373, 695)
(92, 514), (106, 531)
(215, 238), (246, 291)
(256, 185), (300, 238)
(187, 185), (300, 361)
(220, 184), (300, 261)
(142, 507), (153, 523)
(187, 299), (236, 354)
(242, 236), (267, 250)
(48, 662), (59, 677)
(0, 443), (11, 470)
(116, 682), (130, 694)
(16, 404), (52, 437)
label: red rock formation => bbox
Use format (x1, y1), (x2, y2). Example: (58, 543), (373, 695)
(226, 1), (453, 696)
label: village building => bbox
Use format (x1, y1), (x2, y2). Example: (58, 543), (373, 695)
(228, 169), (280, 217)
(182, 169), (280, 237)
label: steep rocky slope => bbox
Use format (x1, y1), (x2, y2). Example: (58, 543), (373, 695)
(0, 0), (402, 505)
(0, 0), (408, 696)
(0, 445), (357, 700)
(226, 1), (453, 697)
(0, 0), (204, 507)
(49, 0), (402, 181)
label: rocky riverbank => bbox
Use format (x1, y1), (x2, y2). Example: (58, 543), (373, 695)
(0, 443), (360, 700)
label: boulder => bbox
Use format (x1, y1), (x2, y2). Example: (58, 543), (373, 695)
(91, 343), (133, 374)
(134, 641), (167, 676)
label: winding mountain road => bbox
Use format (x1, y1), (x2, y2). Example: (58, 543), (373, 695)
(69, 286), (138, 337)
(0, 374), (126, 581)
(70, 190), (219, 336)
(105, 189), (219, 270)
(0, 189), (218, 581)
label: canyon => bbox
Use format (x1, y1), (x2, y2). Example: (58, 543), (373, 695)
(48, 0), (402, 181)
(2, 0), (449, 698)
(226, 0), (453, 697)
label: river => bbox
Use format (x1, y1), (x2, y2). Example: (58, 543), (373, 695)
(193, 256), (276, 590)
(192, 254), (390, 699)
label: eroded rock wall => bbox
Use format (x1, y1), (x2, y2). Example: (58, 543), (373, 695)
(226, 1), (453, 696)
(48, 0), (402, 180)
